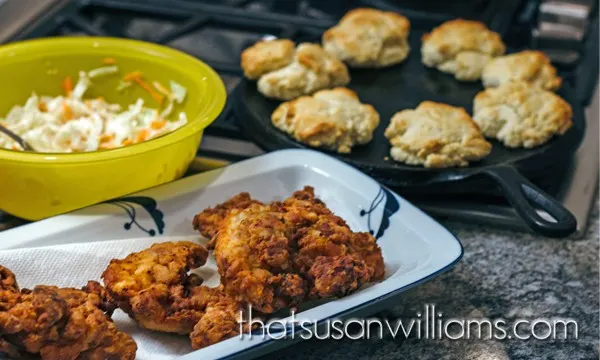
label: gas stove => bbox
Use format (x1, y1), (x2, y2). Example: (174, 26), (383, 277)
(0, 0), (597, 237)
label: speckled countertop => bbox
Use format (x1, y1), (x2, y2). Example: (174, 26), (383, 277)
(266, 194), (599, 360)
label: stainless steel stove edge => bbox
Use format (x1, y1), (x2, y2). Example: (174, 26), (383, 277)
(0, 0), (67, 43)
(559, 82), (599, 238)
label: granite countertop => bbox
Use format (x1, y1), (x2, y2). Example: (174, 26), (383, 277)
(265, 193), (599, 360)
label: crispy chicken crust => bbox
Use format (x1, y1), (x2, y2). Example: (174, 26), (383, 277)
(0, 266), (136, 360)
(193, 186), (385, 313)
(193, 193), (262, 245)
(0, 266), (18, 293)
(102, 241), (250, 350)
(102, 241), (209, 334)
(210, 203), (307, 313)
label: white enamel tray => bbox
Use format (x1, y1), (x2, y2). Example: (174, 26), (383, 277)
(0, 149), (463, 360)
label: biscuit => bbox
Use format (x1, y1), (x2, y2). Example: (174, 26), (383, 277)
(271, 87), (380, 153)
(421, 19), (505, 81)
(241, 39), (295, 80)
(384, 101), (492, 168)
(241, 40), (350, 100)
(322, 8), (411, 68)
(258, 43), (351, 100)
(473, 81), (573, 148)
(482, 50), (562, 91)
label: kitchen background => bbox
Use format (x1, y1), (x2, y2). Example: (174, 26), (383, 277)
(0, 1), (597, 359)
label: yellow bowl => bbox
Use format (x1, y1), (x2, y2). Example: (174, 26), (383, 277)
(0, 37), (226, 220)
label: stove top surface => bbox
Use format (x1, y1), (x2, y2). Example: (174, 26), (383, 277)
(162, 0), (500, 19)
(0, 0), (597, 236)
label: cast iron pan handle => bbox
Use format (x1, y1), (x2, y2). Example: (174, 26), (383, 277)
(481, 165), (577, 238)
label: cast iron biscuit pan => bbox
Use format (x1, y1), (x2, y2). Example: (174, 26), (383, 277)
(234, 28), (585, 238)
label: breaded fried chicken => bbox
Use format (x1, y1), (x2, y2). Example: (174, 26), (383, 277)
(102, 241), (209, 334)
(188, 285), (245, 350)
(0, 266), (136, 360)
(193, 193), (261, 244)
(78, 324), (137, 360)
(0, 266), (18, 292)
(208, 203), (307, 313)
(281, 187), (385, 284)
(193, 186), (385, 312)
(102, 241), (250, 350)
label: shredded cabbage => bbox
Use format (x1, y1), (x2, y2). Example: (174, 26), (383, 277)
(150, 80), (187, 119)
(88, 66), (119, 79)
(0, 67), (187, 153)
(170, 81), (187, 104)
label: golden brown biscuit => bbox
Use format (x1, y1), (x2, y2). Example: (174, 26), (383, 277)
(473, 81), (573, 148)
(271, 87), (380, 153)
(384, 101), (492, 167)
(241, 39), (295, 80)
(421, 19), (505, 81)
(322, 8), (411, 68)
(256, 43), (351, 100)
(482, 50), (562, 91)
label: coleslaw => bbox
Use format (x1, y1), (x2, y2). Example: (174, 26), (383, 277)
(0, 65), (188, 153)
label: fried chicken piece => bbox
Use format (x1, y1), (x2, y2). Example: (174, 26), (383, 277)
(188, 285), (246, 350)
(282, 187), (384, 279)
(78, 322), (138, 360)
(193, 192), (262, 244)
(307, 256), (372, 298)
(102, 241), (209, 334)
(102, 241), (250, 350)
(0, 266), (136, 360)
(82, 281), (116, 316)
(210, 204), (306, 313)
(36, 285), (132, 360)
(280, 187), (384, 297)
(0, 266), (18, 292)
(194, 186), (385, 311)
(0, 286), (68, 356)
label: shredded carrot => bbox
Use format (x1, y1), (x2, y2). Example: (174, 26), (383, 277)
(11, 144), (19, 150)
(123, 71), (143, 82)
(96, 96), (104, 102)
(99, 133), (115, 143)
(103, 57), (117, 65)
(122, 139), (133, 146)
(135, 78), (165, 104)
(98, 143), (114, 150)
(99, 134), (116, 149)
(62, 76), (73, 97)
(135, 129), (149, 143)
(123, 71), (164, 104)
(62, 102), (73, 121)
(38, 101), (48, 112)
(150, 119), (166, 130)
